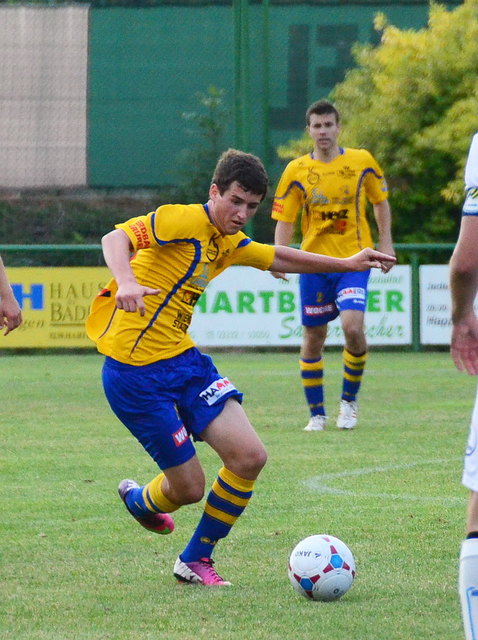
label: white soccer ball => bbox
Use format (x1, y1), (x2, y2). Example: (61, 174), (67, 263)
(288, 534), (356, 601)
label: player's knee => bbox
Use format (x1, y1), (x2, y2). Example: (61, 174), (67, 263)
(303, 326), (326, 354)
(251, 446), (268, 472)
(167, 474), (206, 505)
(343, 325), (365, 348)
(175, 484), (205, 505)
(234, 445), (268, 478)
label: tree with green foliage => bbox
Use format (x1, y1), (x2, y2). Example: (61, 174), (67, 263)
(175, 86), (230, 204)
(277, 0), (478, 244)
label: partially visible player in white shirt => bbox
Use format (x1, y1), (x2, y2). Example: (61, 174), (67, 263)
(450, 132), (478, 640)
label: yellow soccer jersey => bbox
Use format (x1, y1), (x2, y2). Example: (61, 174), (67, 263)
(86, 203), (275, 365)
(272, 148), (388, 258)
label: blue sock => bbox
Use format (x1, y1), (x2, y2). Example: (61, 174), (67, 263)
(300, 358), (325, 416)
(124, 487), (150, 517)
(180, 467), (254, 562)
(342, 349), (367, 402)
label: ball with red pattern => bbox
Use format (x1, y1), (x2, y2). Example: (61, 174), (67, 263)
(288, 534), (356, 601)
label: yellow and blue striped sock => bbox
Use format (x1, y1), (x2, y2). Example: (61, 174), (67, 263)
(125, 473), (180, 516)
(180, 467), (254, 562)
(341, 348), (367, 402)
(300, 357), (325, 416)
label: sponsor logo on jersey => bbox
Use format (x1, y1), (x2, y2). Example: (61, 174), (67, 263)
(180, 290), (201, 307)
(199, 377), (236, 405)
(336, 220), (347, 234)
(337, 166), (356, 179)
(129, 220), (151, 249)
(310, 189), (329, 205)
(307, 167), (320, 185)
(172, 425), (189, 447)
(272, 201), (284, 214)
(304, 303), (335, 316)
(189, 263), (211, 289)
(320, 209), (348, 221)
(331, 196), (353, 205)
(172, 310), (192, 332)
(323, 220), (347, 234)
(206, 237), (220, 261)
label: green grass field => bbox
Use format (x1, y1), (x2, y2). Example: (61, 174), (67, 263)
(1, 350), (474, 640)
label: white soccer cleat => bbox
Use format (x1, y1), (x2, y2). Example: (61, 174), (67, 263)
(303, 415), (327, 431)
(336, 400), (358, 430)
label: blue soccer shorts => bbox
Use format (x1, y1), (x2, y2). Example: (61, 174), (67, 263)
(299, 270), (371, 327)
(102, 347), (243, 470)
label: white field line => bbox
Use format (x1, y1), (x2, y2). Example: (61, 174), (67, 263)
(305, 457), (465, 504)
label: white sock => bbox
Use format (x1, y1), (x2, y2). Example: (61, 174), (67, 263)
(460, 538), (478, 640)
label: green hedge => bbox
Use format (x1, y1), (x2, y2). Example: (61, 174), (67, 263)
(0, 189), (276, 266)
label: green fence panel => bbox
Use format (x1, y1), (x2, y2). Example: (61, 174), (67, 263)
(87, 3), (460, 188)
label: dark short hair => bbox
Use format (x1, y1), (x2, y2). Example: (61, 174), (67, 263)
(212, 149), (269, 201)
(305, 100), (340, 126)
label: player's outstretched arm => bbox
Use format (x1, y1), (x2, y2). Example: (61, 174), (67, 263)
(102, 229), (161, 316)
(270, 220), (295, 281)
(270, 245), (396, 275)
(0, 256), (22, 335)
(373, 199), (395, 273)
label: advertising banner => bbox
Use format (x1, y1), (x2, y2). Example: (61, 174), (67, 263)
(189, 266), (412, 347)
(420, 265), (478, 345)
(4, 265), (411, 348)
(4, 267), (108, 348)
(419, 265), (452, 345)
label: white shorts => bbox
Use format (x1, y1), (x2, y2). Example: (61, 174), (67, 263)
(463, 387), (478, 491)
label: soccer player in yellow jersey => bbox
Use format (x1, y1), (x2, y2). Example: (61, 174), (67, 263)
(86, 149), (395, 586)
(271, 100), (395, 432)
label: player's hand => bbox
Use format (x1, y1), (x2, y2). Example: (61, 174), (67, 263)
(375, 242), (395, 273)
(270, 270), (289, 282)
(346, 248), (397, 273)
(116, 281), (161, 317)
(451, 317), (478, 375)
(0, 295), (22, 335)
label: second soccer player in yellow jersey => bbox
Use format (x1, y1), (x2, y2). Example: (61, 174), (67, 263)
(271, 100), (395, 431)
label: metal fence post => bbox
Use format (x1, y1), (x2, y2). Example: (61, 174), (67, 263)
(410, 251), (421, 352)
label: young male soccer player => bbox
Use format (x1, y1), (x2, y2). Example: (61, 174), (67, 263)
(86, 148), (395, 586)
(450, 132), (478, 639)
(0, 254), (22, 335)
(271, 100), (395, 431)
